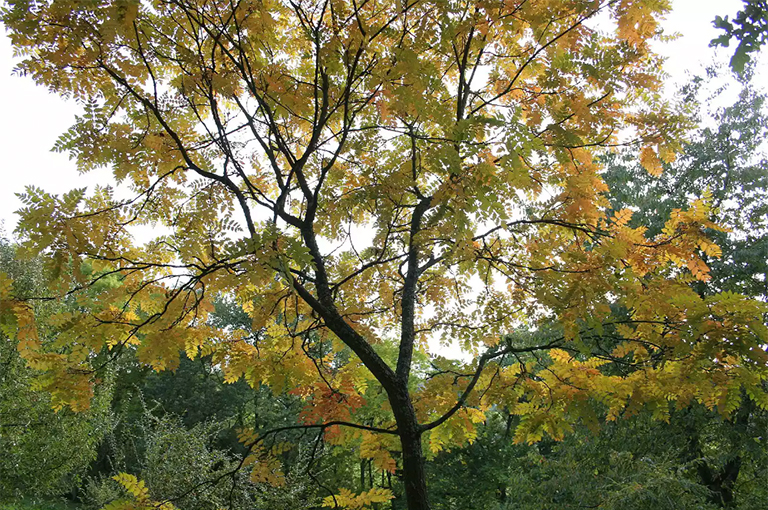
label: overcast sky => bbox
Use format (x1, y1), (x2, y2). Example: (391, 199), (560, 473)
(0, 0), (764, 237)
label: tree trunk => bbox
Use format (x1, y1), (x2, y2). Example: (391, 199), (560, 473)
(398, 424), (429, 510)
(390, 383), (430, 510)
(698, 457), (742, 507)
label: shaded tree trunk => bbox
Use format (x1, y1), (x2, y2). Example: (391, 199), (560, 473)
(698, 457), (742, 507)
(390, 383), (430, 510)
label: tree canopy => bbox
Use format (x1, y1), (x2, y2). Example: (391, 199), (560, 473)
(1, 1), (767, 509)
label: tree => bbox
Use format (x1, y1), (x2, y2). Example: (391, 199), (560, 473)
(0, 238), (112, 501)
(711, 0), (768, 74)
(428, 409), (718, 510)
(425, 69), (768, 510)
(604, 71), (768, 301)
(86, 305), (324, 509)
(600, 70), (768, 508)
(1, 1), (767, 509)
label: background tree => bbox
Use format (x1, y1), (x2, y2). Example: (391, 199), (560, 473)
(430, 410), (718, 510)
(424, 69), (768, 510)
(600, 68), (768, 508)
(604, 71), (768, 300)
(0, 241), (364, 508)
(2, 1), (767, 509)
(711, 0), (768, 73)
(85, 301), (325, 509)
(0, 238), (112, 501)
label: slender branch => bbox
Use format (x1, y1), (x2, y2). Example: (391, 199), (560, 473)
(419, 340), (562, 432)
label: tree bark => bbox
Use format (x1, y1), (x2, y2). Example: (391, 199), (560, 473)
(389, 383), (430, 510)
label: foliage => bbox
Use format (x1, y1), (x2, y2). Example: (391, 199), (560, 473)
(322, 487), (394, 509)
(2, 1), (768, 509)
(0, 239), (112, 501)
(711, 0), (768, 73)
(425, 412), (517, 510)
(603, 70), (768, 300)
(83, 313), (321, 509)
(469, 70), (768, 510)
(139, 355), (252, 445)
(85, 404), (319, 510)
(429, 404), (767, 509)
(500, 417), (717, 510)
(0, 500), (83, 510)
(598, 71), (768, 508)
(606, 70), (768, 508)
(421, 68), (768, 510)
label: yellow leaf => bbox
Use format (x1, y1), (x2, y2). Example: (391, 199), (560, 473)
(640, 147), (663, 177)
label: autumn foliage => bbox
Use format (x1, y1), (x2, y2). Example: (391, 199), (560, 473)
(1, 0), (767, 509)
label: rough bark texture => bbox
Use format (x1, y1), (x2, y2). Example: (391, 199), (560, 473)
(390, 384), (430, 510)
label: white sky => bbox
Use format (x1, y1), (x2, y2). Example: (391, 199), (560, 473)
(0, 0), (764, 237)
